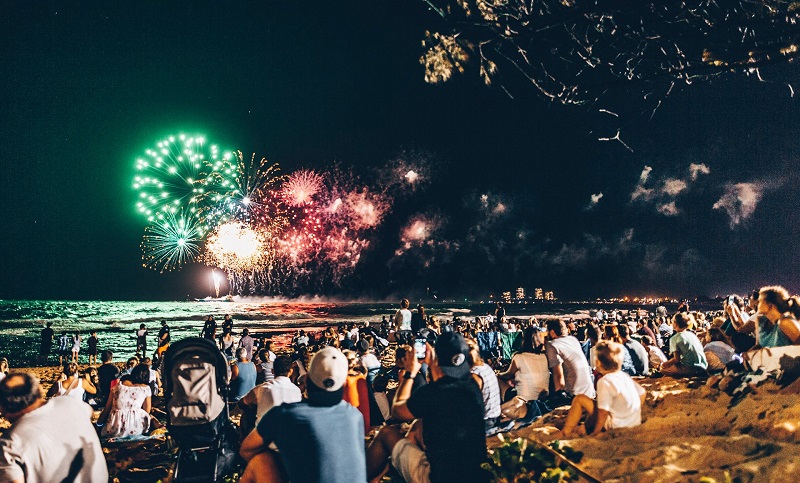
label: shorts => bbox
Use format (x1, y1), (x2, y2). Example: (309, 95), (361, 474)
(60, 349), (72, 357)
(391, 438), (430, 483)
(88, 348), (98, 356)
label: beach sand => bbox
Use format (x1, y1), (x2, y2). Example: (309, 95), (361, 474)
(5, 362), (800, 482)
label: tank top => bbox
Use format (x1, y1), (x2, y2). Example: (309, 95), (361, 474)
(757, 315), (793, 348)
(57, 377), (86, 401)
(471, 363), (501, 420)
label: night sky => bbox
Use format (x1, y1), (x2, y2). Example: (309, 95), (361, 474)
(3, 1), (800, 301)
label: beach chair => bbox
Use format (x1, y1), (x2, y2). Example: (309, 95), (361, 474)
(163, 337), (239, 482)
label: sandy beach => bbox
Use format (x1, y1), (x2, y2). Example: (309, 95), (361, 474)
(3, 359), (799, 483)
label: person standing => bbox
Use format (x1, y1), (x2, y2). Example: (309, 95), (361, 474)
(156, 320), (171, 358)
(87, 331), (99, 366)
(136, 324), (148, 356)
(71, 331), (82, 365)
(222, 314), (234, 334)
(58, 331), (73, 367)
(201, 315), (217, 340)
(238, 328), (255, 361)
(0, 372), (108, 482)
(39, 323), (54, 364)
(394, 299), (413, 346)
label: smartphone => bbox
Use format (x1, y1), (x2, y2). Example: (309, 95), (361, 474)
(727, 295), (735, 305)
(413, 338), (427, 359)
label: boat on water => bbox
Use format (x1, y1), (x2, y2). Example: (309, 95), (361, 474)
(194, 295), (235, 302)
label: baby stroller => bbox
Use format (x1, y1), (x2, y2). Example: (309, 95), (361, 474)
(164, 337), (239, 482)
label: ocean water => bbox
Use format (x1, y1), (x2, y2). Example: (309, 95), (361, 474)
(0, 298), (680, 367)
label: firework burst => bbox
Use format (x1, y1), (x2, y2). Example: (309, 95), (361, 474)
(140, 210), (205, 273)
(132, 134), (233, 224)
(281, 169), (324, 206)
(204, 221), (273, 275)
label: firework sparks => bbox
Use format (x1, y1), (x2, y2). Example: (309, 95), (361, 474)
(281, 170), (323, 206)
(204, 222), (272, 274)
(132, 134), (232, 224)
(140, 211), (205, 273)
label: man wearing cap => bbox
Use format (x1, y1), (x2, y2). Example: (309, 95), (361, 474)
(239, 347), (366, 483)
(366, 332), (488, 483)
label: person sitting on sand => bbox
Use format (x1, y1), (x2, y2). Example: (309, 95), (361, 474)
(497, 327), (550, 408)
(618, 324), (649, 376)
(641, 335), (668, 371)
(239, 355), (301, 434)
(660, 312), (708, 376)
(561, 340), (646, 438)
(466, 338), (506, 435)
(342, 349), (371, 430)
(97, 349), (120, 399)
(703, 327), (737, 372)
(366, 333), (488, 483)
(97, 363), (152, 439)
(239, 347), (365, 483)
(47, 362), (97, 402)
(0, 372), (108, 482)
(729, 286), (800, 349)
(0, 358), (8, 383)
(230, 347), (257, 402)
(546, 319), (596, 400)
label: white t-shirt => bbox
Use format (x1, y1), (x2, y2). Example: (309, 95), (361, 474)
(360, 353), (381, 372)
(0, 396), (108, 483)
(394, 309), (412, 331)
(253, 376), (303, 423)
(596, 371), (645, 429)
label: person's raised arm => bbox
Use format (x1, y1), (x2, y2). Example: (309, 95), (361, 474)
(391, 346), (423, 421)
(82, 374), (97, 395)
(728, 304), (755, 333)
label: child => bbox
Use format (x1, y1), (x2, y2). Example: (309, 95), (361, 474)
(661, 312), (708, 376)
(561, 340), (646, 437)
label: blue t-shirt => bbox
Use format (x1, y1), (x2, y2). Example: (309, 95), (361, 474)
(257, 400), (366, 483)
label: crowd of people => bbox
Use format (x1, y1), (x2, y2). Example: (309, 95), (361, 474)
(2, 285), (800, 482)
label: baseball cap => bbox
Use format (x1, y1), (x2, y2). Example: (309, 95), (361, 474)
(435, 332), (471, 379)
(307, 347), (348, 392)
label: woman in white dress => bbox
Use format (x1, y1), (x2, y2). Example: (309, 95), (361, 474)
(98, 364), (152, 438)
(71, 331), (82, 364)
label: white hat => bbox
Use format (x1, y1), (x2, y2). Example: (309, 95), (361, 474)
(307, 347), (348, 392)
